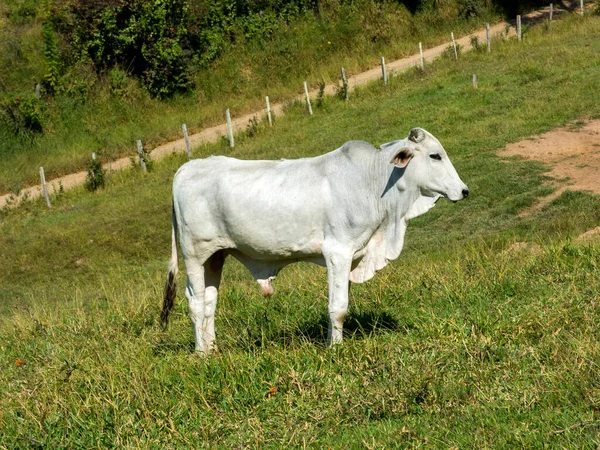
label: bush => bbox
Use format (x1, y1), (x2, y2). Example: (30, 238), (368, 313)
(316, 80), (326, 108)
(246, 116), (259, 137)
(85, 155), (106, 191)
(42, 20), (60, 95)
(109, 67), (130, 96)
(3, 0), (39, 25)
(0, 95), (44, 135)
(49, 0), (194, 98)
(46, 0), (321, 98)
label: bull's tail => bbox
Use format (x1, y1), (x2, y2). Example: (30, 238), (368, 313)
(161, 202), (179, 328)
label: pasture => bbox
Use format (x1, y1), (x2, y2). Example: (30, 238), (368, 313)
(2, 13), (600, 448)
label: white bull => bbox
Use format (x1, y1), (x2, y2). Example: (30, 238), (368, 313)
(161, 128), (469, 353)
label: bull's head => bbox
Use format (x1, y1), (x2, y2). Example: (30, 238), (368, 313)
(385, 128), (469, 202)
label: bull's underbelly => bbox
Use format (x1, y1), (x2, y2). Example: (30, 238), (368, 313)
(226, 234), (324, 261)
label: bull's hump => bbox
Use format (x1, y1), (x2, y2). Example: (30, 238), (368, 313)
(339, 140), (377, 155)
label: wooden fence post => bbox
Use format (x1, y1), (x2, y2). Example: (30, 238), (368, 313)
(472, 74), (478, 88)
(381, 57), (387, 85)
(182, 124), (192, 158)
(486, 23), (491, 52)
(581, 0), (584, 15)
(549, 4), (553, 29)
(226, 109), (234, 148)
(137, 140), (147, 172)
(39, 167), (51, 207)
(451, 32), (458, 60)
(266, 96), (272, 126)
(35, 83), (41, 99)
(303, 81), (313, 115)
(341, 68), (349, 101)
(517, 15), (522, 42)
(419, 42), (424, 71)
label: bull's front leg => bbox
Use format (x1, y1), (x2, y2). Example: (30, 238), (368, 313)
(324, 250), (352, 345)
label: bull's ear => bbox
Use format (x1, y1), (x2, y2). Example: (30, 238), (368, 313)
(408, 128), (425, 143)
(390, 147), (413, 168)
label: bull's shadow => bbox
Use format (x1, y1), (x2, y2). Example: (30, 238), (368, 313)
(152, 309), (402, 355)
(296, 309), (401, 344)
(242, 309), (403, 350)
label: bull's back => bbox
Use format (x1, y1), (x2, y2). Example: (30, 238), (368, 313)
(172, 155), (332, 258)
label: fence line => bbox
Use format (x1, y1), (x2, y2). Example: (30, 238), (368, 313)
(0, 4), (576, 209)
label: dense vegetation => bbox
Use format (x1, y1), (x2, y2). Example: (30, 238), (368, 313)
(0, 0), (553, 193)
(2, 14), (600, 447)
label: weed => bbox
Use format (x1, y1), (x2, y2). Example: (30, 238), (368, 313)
(109, 68), (129, 96)
(336, 76), (349, 101)
(316, 80), (326, 108)
(0, 94), (44, 134)
(85, 155), (105, 191)
(42, 20), (59, 95)
(246, 116), (259, 137)
(139, 148), (154, 172)
(441, 43), (462, 59)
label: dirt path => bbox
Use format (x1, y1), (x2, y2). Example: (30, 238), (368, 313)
(499, 119), (600, 214)
(0, 3), (578, 209)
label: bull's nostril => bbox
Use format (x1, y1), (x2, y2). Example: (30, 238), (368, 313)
(462, 189), (469, 198)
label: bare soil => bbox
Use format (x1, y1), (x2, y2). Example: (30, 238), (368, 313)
(499, 119), (600, 214)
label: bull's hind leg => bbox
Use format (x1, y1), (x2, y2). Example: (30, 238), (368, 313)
(202, 251), (225, 353)
(184, 260), (207, 353)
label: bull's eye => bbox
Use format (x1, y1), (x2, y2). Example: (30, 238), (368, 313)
(430, 153), (442, 161)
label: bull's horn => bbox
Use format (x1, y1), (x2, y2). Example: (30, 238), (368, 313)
(408, 128), (425, 143)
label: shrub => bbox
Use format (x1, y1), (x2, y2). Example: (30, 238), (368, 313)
(4, 0), (39, 25)
(316, 80), (326, 108)
(60, 61), (97, 103)
(0, 95), (44, 135)
(42, 20), (60, 95)
(85, 155), (106, 191)
(470, 35), (482, 51)
(246, 116), (259, 137)
(459, 0), (488, 18)
(109, 67), (130, 96)
(336, 76), (348, 101)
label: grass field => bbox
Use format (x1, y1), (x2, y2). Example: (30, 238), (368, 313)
(2, 13), (600, 448)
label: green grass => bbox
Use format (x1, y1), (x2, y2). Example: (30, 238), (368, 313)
(2, 14), (600, 448)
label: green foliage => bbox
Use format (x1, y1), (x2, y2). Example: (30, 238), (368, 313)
(42, 20), (60, 95)
(593, 0), (600, 16)
(246, 115), (259, 137)
(336, 75), (349, 101)
(84, 155), (105, 191)
(2, 0), (39, 25)
(109, 67), (130, 96)
(441, 42), (462, 59)
(459, 0), (489, 18)
(139, 146), (154, 172)
(49, 0), (193, 98)
(316, 79), (326, 108)
(0, 94), (44, 135)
